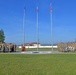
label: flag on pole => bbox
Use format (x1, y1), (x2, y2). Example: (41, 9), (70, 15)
(50, 7), (52, 12)
(24, 5), (26, 12)
(36, 6), (38, 12)
(50, 3), (52, 12)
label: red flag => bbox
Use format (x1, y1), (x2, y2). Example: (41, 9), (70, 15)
(36, 6), (38, 12)
(50, 3), (52, 12)
(50, 7), (52, 12)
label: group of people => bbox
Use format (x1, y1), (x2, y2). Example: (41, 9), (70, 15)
(0, 42), (16, 52)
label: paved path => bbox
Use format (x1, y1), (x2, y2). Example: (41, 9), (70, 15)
(7, 51), (62, 54)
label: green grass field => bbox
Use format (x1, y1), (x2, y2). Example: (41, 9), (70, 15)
(0, 54), (76, 75)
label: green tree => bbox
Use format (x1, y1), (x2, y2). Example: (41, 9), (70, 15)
(0, 29), (5, 42)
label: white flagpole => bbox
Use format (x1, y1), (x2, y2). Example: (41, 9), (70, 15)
(23, 6), (25, 47)
(50, 4), (53, 52)
(36, 6), (39, 51)
(22, 6), (26, 51)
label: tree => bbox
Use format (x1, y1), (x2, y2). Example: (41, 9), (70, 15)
(0, 29), (5, 42)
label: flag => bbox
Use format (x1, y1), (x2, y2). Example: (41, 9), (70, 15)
(36, 6), (38, 12)
(50, 3), (52, 12)
(24, 5), (26, 11)
(50, 7), (52, 12)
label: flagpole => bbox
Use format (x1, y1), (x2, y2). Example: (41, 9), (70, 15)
(36, 6), (39, 51)
(23, 7), (25, 46)
(50, 4), (53, 52)
(22, 6), (26, 51)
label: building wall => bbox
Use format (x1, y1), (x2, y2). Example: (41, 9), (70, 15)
(19, 46), (57, 48)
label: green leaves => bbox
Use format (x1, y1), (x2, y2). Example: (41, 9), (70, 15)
(0, 29), (5, 42)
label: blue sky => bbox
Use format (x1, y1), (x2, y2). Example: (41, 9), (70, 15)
(0, 0), (76, 45)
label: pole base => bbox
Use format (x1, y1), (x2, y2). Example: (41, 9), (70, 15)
(22, 46), (26, 51)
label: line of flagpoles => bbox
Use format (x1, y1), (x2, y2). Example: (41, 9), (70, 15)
(22, 4), (53, 51)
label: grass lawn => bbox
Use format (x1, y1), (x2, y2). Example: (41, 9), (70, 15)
(0, 54), (76, 75)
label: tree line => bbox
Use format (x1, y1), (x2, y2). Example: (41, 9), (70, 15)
(0, 29), (5, 42)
